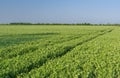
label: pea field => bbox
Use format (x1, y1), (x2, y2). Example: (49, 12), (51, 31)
(0, 25), (120, 78)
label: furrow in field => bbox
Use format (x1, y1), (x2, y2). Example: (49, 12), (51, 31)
(0, 29), (113, 78)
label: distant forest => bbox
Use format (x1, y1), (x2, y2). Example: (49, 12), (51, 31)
(1, 23), (120, 26)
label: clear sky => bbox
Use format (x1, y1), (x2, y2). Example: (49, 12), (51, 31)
(0, 0), (120, 24)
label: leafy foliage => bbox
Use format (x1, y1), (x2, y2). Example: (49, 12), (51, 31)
(0, 25), (119, 78)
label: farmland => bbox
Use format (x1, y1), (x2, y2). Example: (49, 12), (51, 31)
(0, 25), (120, 78)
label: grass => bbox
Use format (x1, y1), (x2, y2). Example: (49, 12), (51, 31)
(0, 25), (119, 78)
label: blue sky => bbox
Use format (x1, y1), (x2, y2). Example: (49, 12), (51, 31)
(0, 0), (120, 24)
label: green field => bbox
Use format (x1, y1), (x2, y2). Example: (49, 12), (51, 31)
(0, 25), (120, 78)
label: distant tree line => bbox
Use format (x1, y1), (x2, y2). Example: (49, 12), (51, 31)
(8, 22), (92, 25)
(1, 22), (120, 26)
